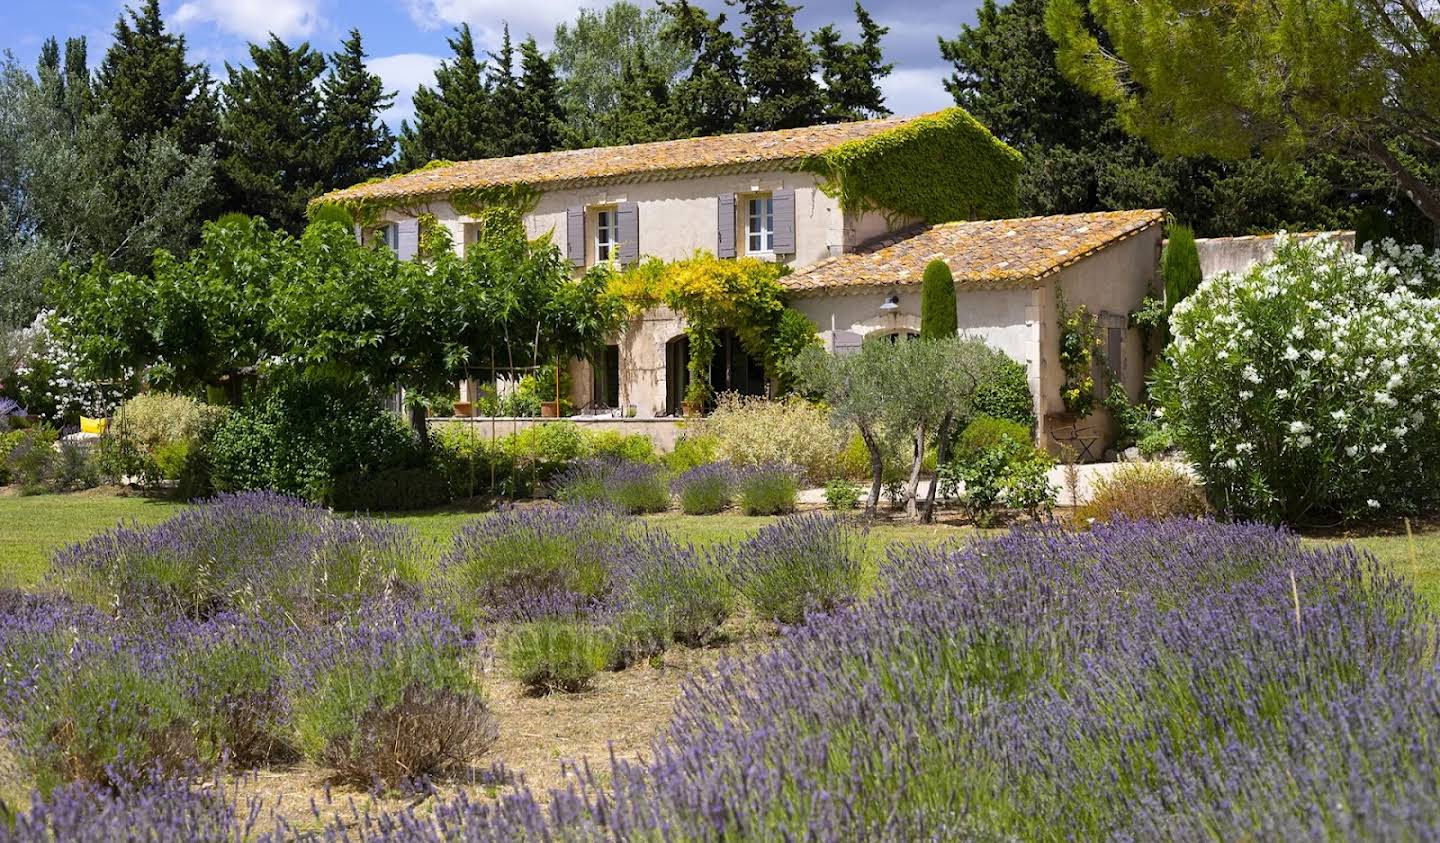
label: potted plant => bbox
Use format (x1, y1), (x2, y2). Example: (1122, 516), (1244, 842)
(453, 400), (473, 417)
(681, 382), (708, 417)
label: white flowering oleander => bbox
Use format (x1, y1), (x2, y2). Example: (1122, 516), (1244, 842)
(0, 312), (129, 425)
(1155, 235), (1440, 522)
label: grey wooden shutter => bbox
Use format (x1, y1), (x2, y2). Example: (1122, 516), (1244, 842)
(717, 193), (737, 258)
(772, 189), (796, 254)
(566, 206), (585, 267)
(616, 201), (639, 265)
(396, 219), (419, 261)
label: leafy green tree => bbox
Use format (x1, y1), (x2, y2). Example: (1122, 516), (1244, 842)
(1046, 0), (1440, 233)
(37, 36), (94, 125)
(660, 0), (747, 137)
(320, 29), (395, 189)
(602, 46), (687, 144)
(96, 0), (218, 154)
(220, 37), (328, 232)
(516, 36), (565, 154)
(919, 260), (958, 340)
(733, 0), (824, 131)
(552, 2), (693, 146)
(813, 4), (892, 121)
(941, 0), (1412, 237)
(397, 24), (493, 169)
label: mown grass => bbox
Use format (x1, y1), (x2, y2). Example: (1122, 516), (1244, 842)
(2, 492), (1437, 605)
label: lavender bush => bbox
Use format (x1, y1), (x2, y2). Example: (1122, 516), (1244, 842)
(671, 462), (735, 515)
(50, 491), (424, 623)
(501, 618), (616, 695)
(434, 503), (629, 624)
(611, 528), (733, 647)
(290, 606), (495, 787)
(735, 462), (800, 516)
(553, 457), (671, 514)
(731, 514), (867, 624)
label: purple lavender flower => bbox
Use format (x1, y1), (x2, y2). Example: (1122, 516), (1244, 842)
(553, 457), (671, 514)
(672, 462), (736, 515)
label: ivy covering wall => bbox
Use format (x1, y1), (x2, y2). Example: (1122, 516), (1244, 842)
(805, 107), (1023, 224)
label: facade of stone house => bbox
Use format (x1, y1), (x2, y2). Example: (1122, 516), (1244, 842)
(315, 110), (1163, 451)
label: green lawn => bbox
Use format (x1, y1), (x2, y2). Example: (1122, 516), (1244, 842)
(3, 492), (1438, 604)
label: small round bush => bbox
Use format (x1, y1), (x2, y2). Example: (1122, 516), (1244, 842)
(824, 479), (859, 511)
(435, 503), (629, 624)
(100, 393), (228, 491)
(611, 528), (733, 647)
(699, 395), (844, 483)
(954, 415), (1033, 466)
(737, 463), (800, 516)
(665, 433), (721, 474)
(972, 354), (1035, 429)
(291, 608), (495, 786)
(1154, 235), (1440, 522)
(672, 462), (736, 514)
(733, 514), (867, 624)
(583, 430), (657, 463)
(501, 618), (615, 695)
(554, 458), (670, 514)
(1079, 462), (1209, 524)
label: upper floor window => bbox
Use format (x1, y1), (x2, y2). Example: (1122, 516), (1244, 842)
(596, 208), (618, 262)
(747, 195), (774, 254)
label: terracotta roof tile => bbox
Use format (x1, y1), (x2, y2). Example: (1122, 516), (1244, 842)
(317, 114), (927, 205)
(783, 209), (1166, 295)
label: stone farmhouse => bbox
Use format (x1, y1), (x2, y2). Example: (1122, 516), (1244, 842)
(315, 108), (1166, 451)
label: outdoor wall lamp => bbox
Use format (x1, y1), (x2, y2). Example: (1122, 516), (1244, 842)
(878, 293), (900, 313)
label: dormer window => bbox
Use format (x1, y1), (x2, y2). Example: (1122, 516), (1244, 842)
(746, 195), (774, 254)
(596, 208), (618, 262)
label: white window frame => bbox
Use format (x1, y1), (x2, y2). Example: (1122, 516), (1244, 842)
(746, 194), (774, 255)
(595, 207), (619, 263)
(376, 222), (399, 251)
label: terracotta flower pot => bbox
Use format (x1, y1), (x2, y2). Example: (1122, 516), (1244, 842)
(540, 401), (561, 418)
(452, 401), (473, 418)
(682, 400), (705, 417)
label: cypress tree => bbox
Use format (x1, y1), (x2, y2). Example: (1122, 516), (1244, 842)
(96, 0), (218, 153)
(320, 29), (395, 189)
(660, 0), (747, 137)
(397, 24), (492, 169)
(919, 259), (958, 339)
(814, 3), (892, 121)
(486, 26), (527, 156)
(603, 46), (686, 144)
(733, 0), (824, 131)
(1161, 223), (1202, 315)
(219, 37), (327, 232)
(517, 36), (565, 154)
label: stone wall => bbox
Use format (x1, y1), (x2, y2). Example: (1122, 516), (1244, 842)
(1190, 231), (1354, 280)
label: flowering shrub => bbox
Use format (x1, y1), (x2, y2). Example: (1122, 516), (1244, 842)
(434, 504), (629, 624)
(1154, 235), (1440, 521)
(553, 457), (670, 514)
(672, 462), (736, 514)
(696, 394), (844, 482)
(1078, 462), (1209, 524)
(0, 312), (130, 426)
(51, 492), (424, 623)
(736, 462), (800, 516)
(731, 514), (867, 624)
(500, 618), (616, 695)
(99, 393), (228, 490)
(0, 771), (264, 842)
(290, 607), (494, 787)
(610, 529), (733, 647)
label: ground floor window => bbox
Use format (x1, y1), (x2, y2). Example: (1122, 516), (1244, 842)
(591, 344), (620, 409)
(665, 329), (766, 415)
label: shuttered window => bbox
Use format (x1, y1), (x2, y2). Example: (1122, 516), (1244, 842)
(747, 195), (774, 254)
(596, 208), (618, 262)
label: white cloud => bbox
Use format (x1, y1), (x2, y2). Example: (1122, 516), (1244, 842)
(880, 66), (954, 118)
(370, 52), (444, 126)
(400, 0), (578, 49)
(173, 0), (322, 42)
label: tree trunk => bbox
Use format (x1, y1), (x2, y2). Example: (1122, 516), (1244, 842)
(1364, 134), (1440, 228)
(921, 411), (953, 524)
(409, 401), (430, 452)
(859, 421), (884, 518)
(904, 423), (926, 520)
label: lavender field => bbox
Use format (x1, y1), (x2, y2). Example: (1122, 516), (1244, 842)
(0, 494), (1436, 840)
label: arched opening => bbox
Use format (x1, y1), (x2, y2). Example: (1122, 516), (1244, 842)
(665, 335), (690, 417)
(665, 329), (768, 416)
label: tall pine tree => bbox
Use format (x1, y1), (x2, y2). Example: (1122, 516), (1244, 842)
(96, 0), (217, 153)
(732, 0), (824, 131)
(397, 24), (492, 169)
(516, 36), (565, 154)
(603, 46), (686, 144)
(320, 29), (395, 189)
(814, 3), (892, 121)
(220, 37), (327, 232)
(659, 0), (747, 137)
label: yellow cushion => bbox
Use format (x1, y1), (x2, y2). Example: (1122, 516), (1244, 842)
(80, 416), (108, 435)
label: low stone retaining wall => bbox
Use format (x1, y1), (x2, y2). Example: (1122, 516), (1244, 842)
(427, 416), (688, 451)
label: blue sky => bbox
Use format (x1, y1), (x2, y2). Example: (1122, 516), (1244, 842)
(0, 0), (976, 129)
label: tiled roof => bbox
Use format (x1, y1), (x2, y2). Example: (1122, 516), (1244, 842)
(783, 209), (1166, 295)
(316, 113), (926, 205)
